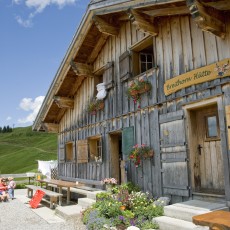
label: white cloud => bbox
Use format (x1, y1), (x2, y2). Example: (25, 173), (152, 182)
(12, 0), (22, 4)
(18, 96), (45, 124)
(15, 15), (33, 28)
(15, 0), (78, 27)
(6, 116), (12, 121)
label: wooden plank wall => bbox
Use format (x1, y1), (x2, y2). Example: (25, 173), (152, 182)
(58, 14), (230, 199)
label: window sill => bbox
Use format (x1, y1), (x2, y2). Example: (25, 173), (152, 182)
(133, 67), (158, 79)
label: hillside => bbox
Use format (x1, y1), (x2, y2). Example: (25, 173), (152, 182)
(0, 126), (57, 174)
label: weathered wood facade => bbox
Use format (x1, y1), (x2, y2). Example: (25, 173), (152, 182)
(33, 0), (230, 205)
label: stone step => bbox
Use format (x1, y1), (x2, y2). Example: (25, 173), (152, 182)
(86, 190), (103, 200)
(55, 204), (84, 220)
(154, 216), (209, 230)
(78, 197), (96, 208)
(164, 200), (228, 222)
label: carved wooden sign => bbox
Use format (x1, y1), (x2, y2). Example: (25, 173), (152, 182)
(164, 58), (230, 96)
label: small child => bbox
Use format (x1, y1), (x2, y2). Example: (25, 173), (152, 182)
(8, 177), (16, 200)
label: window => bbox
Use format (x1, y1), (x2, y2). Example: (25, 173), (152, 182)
(93, 62), (114, 90)
(65, 142), (74, 161)
(94, 75), (103, 97)
(129, 35), (154, 76)
(88, 136), (102, 162)
(140, 52), (153, 73)
(205, 115), (219, 140)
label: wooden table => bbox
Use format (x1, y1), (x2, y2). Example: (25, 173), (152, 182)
(37, 179), (82, 205)
(192, 210), (230, 230)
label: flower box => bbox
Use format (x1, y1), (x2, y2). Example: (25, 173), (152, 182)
(128, 144), (153, 167)
(127, 79), (152, 104)
(87, 99), (104, 115)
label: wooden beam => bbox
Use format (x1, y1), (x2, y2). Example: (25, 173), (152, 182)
(53, 96), (74, 109)
(93, 15), (119, 36)
(70, 61), (93, 77)
(187, 0), (226, 39)
(87, 33), (109, 63)
(127, 9), (158, 36)
(143, 6), (190, 17)
(42, 123), (59, 133)
(201, 0), (230, 10)
(69, 75), (85, 96)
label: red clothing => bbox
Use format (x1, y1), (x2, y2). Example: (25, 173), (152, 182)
(0, 182), (7, 192)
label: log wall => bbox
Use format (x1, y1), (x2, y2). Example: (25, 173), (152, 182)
(58, 14), (230, 201)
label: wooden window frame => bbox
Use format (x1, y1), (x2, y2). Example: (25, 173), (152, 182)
(139, 52), (154, 73)
(65, 141), (74, 162)
(204, 113), (220, 141)
(88, 135), (103, 163)
(129, 35), (154, 77)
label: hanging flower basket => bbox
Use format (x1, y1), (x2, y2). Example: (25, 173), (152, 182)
(128, 144), (154, 167)
(87, 99), (104, 115)
(142, 149), (154, 158)
(127, 79), (152, 104)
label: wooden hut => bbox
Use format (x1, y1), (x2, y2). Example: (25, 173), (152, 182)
(33, 0), (230, 206)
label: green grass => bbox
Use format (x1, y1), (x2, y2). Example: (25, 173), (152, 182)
(0, 126), (57, 174)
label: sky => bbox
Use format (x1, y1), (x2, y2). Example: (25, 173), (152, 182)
(0, 0), (90, 128)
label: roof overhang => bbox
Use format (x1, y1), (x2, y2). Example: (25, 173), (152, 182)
(32, 0), (230, 132)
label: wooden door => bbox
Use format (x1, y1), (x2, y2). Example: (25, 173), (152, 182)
(160, 110), (190, 198)
(194, 105), (225, 194)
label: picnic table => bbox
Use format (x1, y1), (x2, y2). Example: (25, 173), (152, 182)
(37, 178), (82, 205)
(192, 210), (230, 230)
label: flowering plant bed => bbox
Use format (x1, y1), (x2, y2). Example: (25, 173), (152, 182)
(129, 144), (154, 167)
(127, 79), (152, 104)
(82, 182), (163, 229)
(87, 99), (104, 115)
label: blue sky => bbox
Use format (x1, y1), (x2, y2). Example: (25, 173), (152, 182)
(0, 0), (89, 128)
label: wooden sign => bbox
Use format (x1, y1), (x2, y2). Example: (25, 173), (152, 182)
(164, 58), (230, 96)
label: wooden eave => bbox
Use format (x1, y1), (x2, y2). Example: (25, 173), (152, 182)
(201, 0), (230, 10)
(34, 0), (230, 132)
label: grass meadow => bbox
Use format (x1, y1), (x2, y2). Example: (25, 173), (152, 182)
(0, 126), (57, 174)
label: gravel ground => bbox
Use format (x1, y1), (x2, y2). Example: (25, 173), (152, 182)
(0, 191), (87, 230)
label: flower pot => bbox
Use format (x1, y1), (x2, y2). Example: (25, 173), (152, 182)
(98, 101), (104, 110)
(142, 150), (154, 158)
(138, 83), (151, 94)
(105, 184), (114, 191)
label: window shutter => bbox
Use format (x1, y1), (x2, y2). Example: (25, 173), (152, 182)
(77, 140), (89, 163)
(73, 141), (76, 160)
(59, 144), (65, 162)
(104, 62), (114, 90)
(119, 51), (132, 82)
(122, 126), (135, 160)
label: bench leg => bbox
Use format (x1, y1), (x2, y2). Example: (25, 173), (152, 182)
(59, 196), (62, 206)
(50, 197), (57, 209)
(27, 188), (33, 198)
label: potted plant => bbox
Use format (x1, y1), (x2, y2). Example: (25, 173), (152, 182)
(101, 177), (118, 191)
(128, 144), (154, 167)
(87, 99), (104, 115)
(127, 79), (152, 104)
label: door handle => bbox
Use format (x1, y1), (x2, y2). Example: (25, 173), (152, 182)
(197, 144), (202, 155)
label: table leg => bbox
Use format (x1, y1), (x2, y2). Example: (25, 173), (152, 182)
(67, 188), (70, 205)
(58, 187), (62, 206)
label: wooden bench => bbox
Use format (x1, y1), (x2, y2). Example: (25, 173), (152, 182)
(26, 185), (63, 209)
(192, 210), (230, 230)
